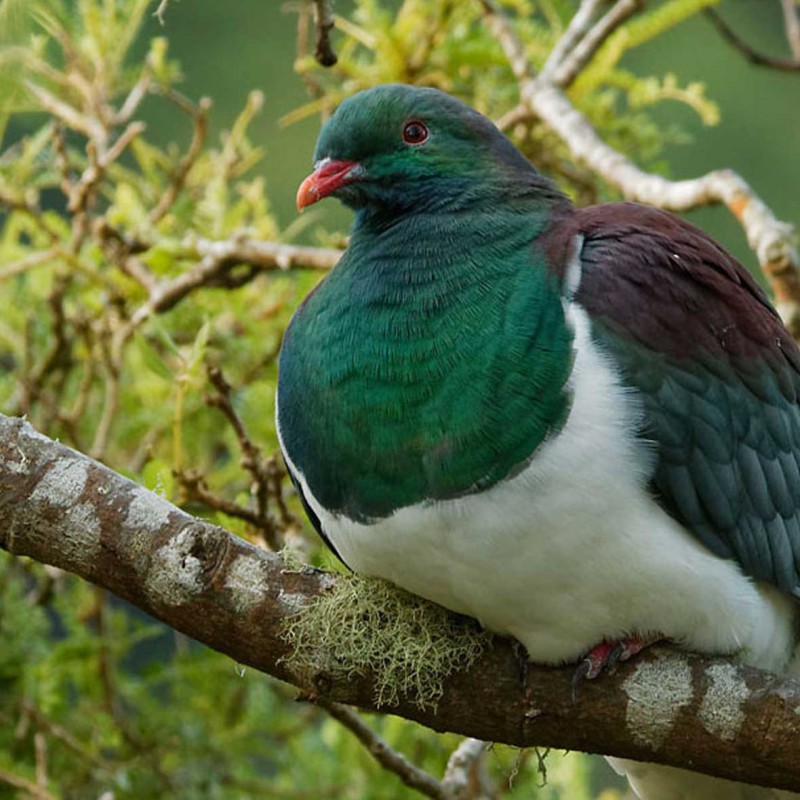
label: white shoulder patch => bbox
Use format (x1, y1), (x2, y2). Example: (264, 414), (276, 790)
(564, 233), (584, 298)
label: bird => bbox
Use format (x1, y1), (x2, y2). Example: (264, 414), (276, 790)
(276, 83), (800, 799)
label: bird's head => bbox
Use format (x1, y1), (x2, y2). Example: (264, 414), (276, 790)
(296, 84), (545, 215)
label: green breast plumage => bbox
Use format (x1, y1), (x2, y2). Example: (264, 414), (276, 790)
(277, 208), (574, 522)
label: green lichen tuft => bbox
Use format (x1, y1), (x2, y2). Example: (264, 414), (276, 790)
(282, 571), (493, 710)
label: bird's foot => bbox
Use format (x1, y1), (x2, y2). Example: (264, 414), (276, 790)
(571, 634), (663, 698)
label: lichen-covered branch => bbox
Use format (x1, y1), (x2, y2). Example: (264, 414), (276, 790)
(480, 0), (800, 337)
(2, 413), (800, 793)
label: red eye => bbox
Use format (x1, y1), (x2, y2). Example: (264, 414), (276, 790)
(402, 120), (429, 145)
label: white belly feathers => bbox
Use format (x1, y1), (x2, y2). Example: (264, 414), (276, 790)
(279, 302), (797, 672)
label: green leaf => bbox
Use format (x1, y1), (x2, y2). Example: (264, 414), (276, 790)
(135, 333), (174, 381)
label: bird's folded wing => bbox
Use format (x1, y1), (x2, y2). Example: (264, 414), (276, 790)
(570, 203), (800, 594)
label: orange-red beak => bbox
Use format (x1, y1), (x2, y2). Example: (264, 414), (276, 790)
(296, 159), (361, 211)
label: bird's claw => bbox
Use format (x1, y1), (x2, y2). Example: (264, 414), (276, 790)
(571, 634), (663, 700)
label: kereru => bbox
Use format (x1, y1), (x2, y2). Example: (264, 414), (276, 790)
(276, 84), (800, 799)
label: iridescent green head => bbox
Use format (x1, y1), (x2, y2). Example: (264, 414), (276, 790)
(297, 84), (545, 214)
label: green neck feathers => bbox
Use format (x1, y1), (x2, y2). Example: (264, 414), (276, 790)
(278, 204), (574, 521)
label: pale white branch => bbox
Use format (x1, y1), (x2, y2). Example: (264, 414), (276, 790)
(551, 0), (643, 88)
(539, 0), (605, 82)
(441, 738), (491, 800)
(127, 237), (341, 330)
(25, 82), (107, 146)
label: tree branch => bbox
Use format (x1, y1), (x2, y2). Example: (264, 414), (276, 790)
(123, 236), (341, 330)
(2, 413), (800, 793)
(480, 1), (800, 338)
(154, 0), (171, 25)
(704, 7), (800, 72)
(550, 0), (643, 88)
(441, 738), (491, 799)
(539, 0), (607, 83)
(311, 0), (338, 67)
(317, 700), (447, 799)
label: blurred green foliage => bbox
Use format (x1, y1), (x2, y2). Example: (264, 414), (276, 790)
(0, 0), (795, 797)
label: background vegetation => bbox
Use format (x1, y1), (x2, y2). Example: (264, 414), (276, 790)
(0, 1), (798, 797)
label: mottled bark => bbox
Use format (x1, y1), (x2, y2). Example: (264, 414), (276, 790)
(1, 413), (800, 792)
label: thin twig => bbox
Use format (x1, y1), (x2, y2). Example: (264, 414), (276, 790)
(311, 0), (338, 66)
(0, 767), (58, 800)
(25, 81), (107, 145)
(22, 275), (73, 414)
(704, 7), (800, 71)
(0, 249), (58, 281)
(34, 732), (47, 791)
(94, 219), (156, 290)
(68, 121), (146, 214)
(539, 0), (605, 82)
(203, 363), (298, 549)
(551, 0), (643, 88)
(22, 702), (111, 771)
(480, 0), (531, 81)
(495, 103), (533, 133)
(176, 468), (272, 529)
(154, 0), (171, 25)
(148, 97), (211, 225)
(0, 190), (62, 243)
(127, 237), (340, 329)
(90, 316), (122, 461)
(317, 700), (447, 799)
(113, 68), (152, 125)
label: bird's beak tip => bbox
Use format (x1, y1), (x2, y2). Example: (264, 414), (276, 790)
(296, 159), (361, 213)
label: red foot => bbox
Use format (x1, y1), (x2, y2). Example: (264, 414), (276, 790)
(572, 635), (663, 696)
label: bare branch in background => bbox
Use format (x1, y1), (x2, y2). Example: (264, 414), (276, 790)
(154, 0), (171, 25)
(0, 766), (57, 800)
(311, 0), (338, 67)
(704, 7), (800, 71)
(3, 414), (800, 793)
(175, 364), (299, 551)
(113, 68), (153, 125)
(539, 0), (607, 82)
(441, 739), (492, 800)
(124, 237), (340, 331)
(551, 0), (643, 88)
(480, 0), (800, 338)
(317, 700), (447, 799)
(148, 96), (212, 225)
(25, 81), (107, 145)
(318, 704), (491, 800)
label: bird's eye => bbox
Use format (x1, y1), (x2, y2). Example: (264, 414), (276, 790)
(402, 120), (429, 145)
